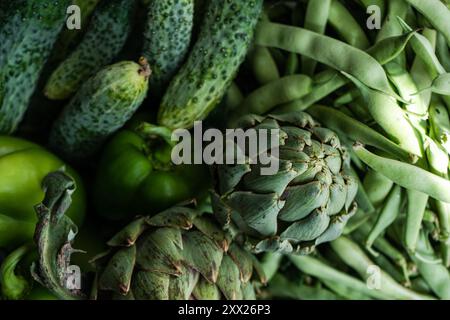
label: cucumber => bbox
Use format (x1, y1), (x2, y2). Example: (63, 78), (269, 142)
(45, 0), (135, 100)
(49, 59), (151, 161)
(158, 0), (264, 129)
(0, 0), (70, 134)
(50, 0), (102, 64)
(142, 0), (194, 93)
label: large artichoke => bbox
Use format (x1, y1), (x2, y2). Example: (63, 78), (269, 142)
(211, 112), (358, 255)
(94, 205), (266, 300)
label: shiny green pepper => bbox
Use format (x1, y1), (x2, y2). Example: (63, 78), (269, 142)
(0, 136), (86, 250)
(93, 127), (210, 220)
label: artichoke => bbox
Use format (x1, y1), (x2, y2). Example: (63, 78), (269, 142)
(94, 205), (266, 300)
(211, 112), (358, 255)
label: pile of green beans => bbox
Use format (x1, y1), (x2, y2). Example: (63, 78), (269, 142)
(233, 0), (450, 300)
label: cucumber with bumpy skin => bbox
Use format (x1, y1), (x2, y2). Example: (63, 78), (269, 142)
(50, 0), (102, 64)
(158, 0), (264, 129)
(0, 0), (70, 134)
(49, 59), (151, 161)
(142, 0), (194, 93)
(45, 0), (135, 100)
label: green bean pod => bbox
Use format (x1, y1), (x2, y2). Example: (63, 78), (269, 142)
(248, 46), (280, 85)
(366, 185), (402, 250)
(405, 189), (429, 253)
(354, 144), (450, 203)
(363, 170), (394, 207)
(308, 105), (412, 161)
(410, 231), (450, 299)
(404, 0), (450, 47)
(329, 0), (370, 49)
(254, 22), (400, 100)
(436, 33), (450, 72)
(238, 75), (312, 116)
(289, 255), (391, 300)
(411, 29), (438, 109)
(302, 0), (331, 75)
(330, 237), (433, 300)
(343, 72), (423, 157)
(275, 32), (415, 113)
(376, 0), (410, 42)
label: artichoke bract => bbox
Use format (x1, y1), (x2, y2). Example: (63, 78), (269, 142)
(211, 112), (358, 255)
(94, 205), (266, 300)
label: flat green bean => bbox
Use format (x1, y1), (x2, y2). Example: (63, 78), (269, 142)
(366, 185), (402, 250)
(223, 82), (244, 114)
(329, 0), (370, 49)
(343, 72), (423, 157)
(420, 73), (450, 95)
(334, 88), (361, 107)
(398, 18), (446, 76)
(436, 32), (450, 72)
(302, 0), (331, 75)
(385, 61), (427, 117)
(249, 46), (280, 85)
(376, 0), (410, 42)
(330, 237), (433, 300)
(284, 52), (299, 75)
(254, 21), (400, 100)
(363, 170), (394, 207)
(308, 105), (412, 161)
(356, 222), (410, 283)
(404, 0), (450, 47)
(274, 32), (415, 113)
(354, 144), (450, 203)
(429, 101), (450, 154)
(411, 29), (438, 109)
(405, 189), (429, 253)
(238, 75), (312, 116)
(289, 255), (392, 300)
(410, 230), (450, 299)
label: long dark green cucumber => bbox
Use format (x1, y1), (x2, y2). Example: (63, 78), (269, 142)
(49, 59), (151, 161)
(45, 0), (135, 100)
(158, 0), (264, 129)
(0, 0), (70, 134)
(142, 0), (194, 93)
(50, 0), (102, 64)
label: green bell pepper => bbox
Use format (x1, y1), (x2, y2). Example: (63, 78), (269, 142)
(93, 126), (210, 220)
(0, 136), (86, 250)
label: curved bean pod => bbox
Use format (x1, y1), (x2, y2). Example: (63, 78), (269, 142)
(363, 169), (394, 207)
(275, 32), (415, 113)
(302, 0), (331, 75)
(405, 189), (429, 253)
(353, 144), (450, 203)
(308, 105), (412, 161)
(330, 237), (433, 300)
(329, 0), (370, 49)
(404, 0), (450, 47)
(343, 72), (423, 157)
(238, 75), (312, 115)
(254, 21), (399, 99)
(366, 185), (402, 250)
(249, 46), (280, 85)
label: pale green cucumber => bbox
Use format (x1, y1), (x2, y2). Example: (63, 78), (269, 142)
(45, 0), (135, 100)
(49, 59), (151, 161)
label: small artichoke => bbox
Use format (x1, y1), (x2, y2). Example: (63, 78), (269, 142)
(94, 205), (266, 300)
(211, 112), (358, 255)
